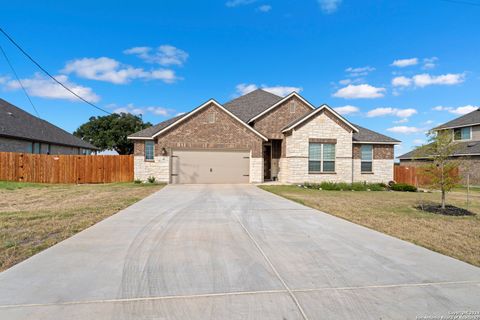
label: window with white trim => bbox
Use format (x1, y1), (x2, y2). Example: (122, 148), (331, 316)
(308, 143), (335, 173)
(453, 127), (471, 141)
(360, 144), (373, 172)
(145, 141), (155, 160)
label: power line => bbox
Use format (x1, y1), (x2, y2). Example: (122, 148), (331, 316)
(0, 43), (41, 117)
(438, 0), (480, 7)
(0, 27), (111, 115)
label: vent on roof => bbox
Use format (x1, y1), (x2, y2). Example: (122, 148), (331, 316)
(7, 112), (13, 116)
(467, 142), (478, 147)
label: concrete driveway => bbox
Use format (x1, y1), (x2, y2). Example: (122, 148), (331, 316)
(0, 185), (479, 319)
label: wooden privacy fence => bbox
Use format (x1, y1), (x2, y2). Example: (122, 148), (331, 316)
(394, 165), (459, 186)
(0, 152), (133, 184)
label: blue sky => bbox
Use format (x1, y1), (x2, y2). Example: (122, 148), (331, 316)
(1, 0), (479, 156)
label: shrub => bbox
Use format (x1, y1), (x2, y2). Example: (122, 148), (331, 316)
(147, 176), (156, 184)
(391, 183), (417, 192)
(134, 179), (142, 184)
(301, 181), (386, 191)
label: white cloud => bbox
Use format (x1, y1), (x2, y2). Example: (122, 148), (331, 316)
(413, 139), (425, 145)
(387, 126), (423, 134)
(423, 57), (438, 69)
(0, 76), (8, 84)
(339, 79), (351, 85)
(235, 83), (258, 95)
(262, 85), (302, 96)
(391, 58), (418, 68)
(345, 66), (375, 77)
(124, 45), (188, 66)
(333, 105), (359, 115)
(433, 105), (478, 115)
(391, 73), (465, 89)
(234, 83), (302, 97)
(63, 57), (178, 84)
(392, 76), (412, 87)
(394, 118), (409, 124)
(258, 4), (271, 12)
(226, 0), (256, 7)
(412, 73), (465, 87)
(367, 107), (417, 118)
(5, 73), (99, 103)
(112, 103), (172, 116)
(318, 0), (342, 14)
(333, 84), (386, 99)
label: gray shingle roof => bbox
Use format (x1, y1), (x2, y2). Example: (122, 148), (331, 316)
(398, 140), (480, 159)
(352, 124), (401, 144)
(128, 114), (187, 138)
(0, 98), (97, 149)
(224, 89), (283, 122)
(435, 108), (480, 129)
(127, 90), (400, 145)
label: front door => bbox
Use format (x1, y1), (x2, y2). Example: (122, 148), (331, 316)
(263, 144), (271, 180)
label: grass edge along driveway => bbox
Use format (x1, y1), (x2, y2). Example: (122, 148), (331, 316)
(0, 181), (163, 271)
(259, 185), (480, 267)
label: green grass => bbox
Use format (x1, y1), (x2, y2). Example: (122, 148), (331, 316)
(0, 182), (164, 271)
(260, 185), (480, 267)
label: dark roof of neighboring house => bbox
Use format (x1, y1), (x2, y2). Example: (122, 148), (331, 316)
(0, 98), (98, 150)
(224, 89), (283, 122)
(398, 140), (480, 159)
(435, 108), (480, 130)
(128, 114), (187, 138)
(352, 124), (401, 144)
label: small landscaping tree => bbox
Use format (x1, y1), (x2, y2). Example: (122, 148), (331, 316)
(417, 130), (461, 209)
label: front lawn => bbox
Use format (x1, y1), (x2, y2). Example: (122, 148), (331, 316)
(260, 185), (480, 267)
(0, 181), (163, 271)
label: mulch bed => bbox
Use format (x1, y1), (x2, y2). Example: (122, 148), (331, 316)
(415, 203), (476, 216)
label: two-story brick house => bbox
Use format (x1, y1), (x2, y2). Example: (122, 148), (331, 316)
(128, 89), (400, 184)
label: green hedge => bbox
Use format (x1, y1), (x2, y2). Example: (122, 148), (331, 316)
(302, 182), (387, 191)
(390, 183), (417, 192)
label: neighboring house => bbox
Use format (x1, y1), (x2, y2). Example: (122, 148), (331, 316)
(0, 98), (98, 155)
(128, 89), (400, 184)
(398, 108), (480, 185)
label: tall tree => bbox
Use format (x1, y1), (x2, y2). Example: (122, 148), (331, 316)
(416, 130), (461, 209)
(74, 113), (151, 154)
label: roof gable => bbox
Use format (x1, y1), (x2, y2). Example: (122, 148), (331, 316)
(128, 99), (268, 141)
(248, 92), (315, 123)
(0, 98), (97, 149)
(435, 108), (480, 130)
(223, 89), (283, 123)
(282, 104), (359, 133)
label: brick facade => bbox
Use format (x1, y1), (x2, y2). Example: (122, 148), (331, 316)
(133, 102), (265, 183)
(353, 144), (394, 159)
(134, 102), (263, 158)
(253, 96), (312, 139)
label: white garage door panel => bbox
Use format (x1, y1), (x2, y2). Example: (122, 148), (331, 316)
(172, 150), (250, 184)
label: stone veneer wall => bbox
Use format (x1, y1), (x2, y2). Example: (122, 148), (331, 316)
(352, 159), (394, 183)
(249, 157), (264, 183)
(352, 144), (395, 183)
(134, 156), (170, 182)
(281, 110), (353, 183)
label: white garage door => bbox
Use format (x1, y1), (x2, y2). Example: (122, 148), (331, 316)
(171, 150), (250, 184)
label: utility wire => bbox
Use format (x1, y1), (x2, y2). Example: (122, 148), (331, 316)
(0, 27), (111, 115)
(0, 43), (41, 117)
(438, 0), (480, 7)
